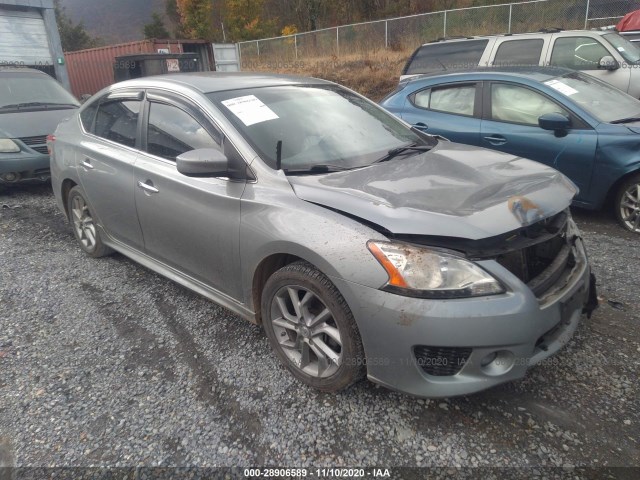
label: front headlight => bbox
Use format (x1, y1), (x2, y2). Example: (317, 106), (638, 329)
(367, 241), (505, 299)
(0, 139), (20, 153)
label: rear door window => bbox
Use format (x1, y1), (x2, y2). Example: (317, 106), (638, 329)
(94, 99), (141, 148)
(550, 37), (610, 70)
(412, 84), (477, 116)
(494, 39), (544, 66)
(79, 102), (99, 133)
(404, 40), (489, 75)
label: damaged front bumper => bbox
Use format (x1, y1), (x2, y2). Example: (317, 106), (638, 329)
(332, 219), (595, 398)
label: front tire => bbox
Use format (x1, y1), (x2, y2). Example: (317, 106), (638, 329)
(615, 173), (640, 233)
(67, 186), (113, 257)
(261, 261), (365, 392)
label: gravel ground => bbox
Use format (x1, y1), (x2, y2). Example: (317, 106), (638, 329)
(0, 184), (638, 471)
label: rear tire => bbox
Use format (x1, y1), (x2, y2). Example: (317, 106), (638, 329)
(261, 261), (365, 392)
(67, 186), (113, 257)
(615, 173), (640, 233)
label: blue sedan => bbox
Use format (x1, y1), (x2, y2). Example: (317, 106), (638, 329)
(380, 67), (640, 233)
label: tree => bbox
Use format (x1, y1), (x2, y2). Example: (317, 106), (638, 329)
(176, 0), (216, 40)
(224, 0), (275, 41)
(54, 0), (101, 52)
(144, 13), (171, 39)
(166, 0), (185, 37)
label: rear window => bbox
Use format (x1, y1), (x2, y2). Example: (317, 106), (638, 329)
(494, 39), (544, 66)
(403, 40), (489, 75)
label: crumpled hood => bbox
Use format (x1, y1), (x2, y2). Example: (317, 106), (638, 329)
(289, 142), (577, 240)
(0, 108), (77, 139)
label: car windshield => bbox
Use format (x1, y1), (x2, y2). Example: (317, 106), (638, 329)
(207, 85), (428, 172)
(603, 33), (640, 65)
(544, 71), (640, 123)
(0, 72), (79, 110)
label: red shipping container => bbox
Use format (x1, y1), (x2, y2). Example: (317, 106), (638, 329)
(65, 39), (211, 98)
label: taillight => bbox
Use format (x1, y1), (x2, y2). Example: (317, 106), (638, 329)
(46, 134), (55, 155)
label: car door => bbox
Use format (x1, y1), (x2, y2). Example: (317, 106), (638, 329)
(77, 91), (144, 249)
(400, 82), (482, 146)
(133, 90), (245, 298)
(480, 82), (598, 200)
(547, 35), (631, 93)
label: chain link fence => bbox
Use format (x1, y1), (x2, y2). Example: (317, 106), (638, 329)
(238, 0), (640, 63)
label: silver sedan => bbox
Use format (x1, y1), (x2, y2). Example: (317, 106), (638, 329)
(49, 73), (597, 397)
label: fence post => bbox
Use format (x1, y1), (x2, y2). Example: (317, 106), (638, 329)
(584, 0), (590, 29)
(385, 20), (388, 49)
(336, 27), (340, 56)
(294, 35), (298, 59)
(444, 10), (447, 38)
(256, 40), (260, 57)
(508, 4), (513, 33)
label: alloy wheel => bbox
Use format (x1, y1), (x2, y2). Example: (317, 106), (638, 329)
(71, 195), (97, 250)
(619, 182), (640, 233)
(269, 286), (343, 378)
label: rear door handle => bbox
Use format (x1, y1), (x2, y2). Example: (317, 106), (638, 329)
(137, 181), (159, 194)
(483, 135), (507, 146)
(81, 159), (94, 170)
(413, 122), (429, 131)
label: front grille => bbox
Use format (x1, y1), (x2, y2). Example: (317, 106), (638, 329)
(31, 146), (49, 155)
(19, 135), (48, 146)
(413, 346), (472, 376)
(496, 218), (573, 297)
(18, 136), (49, 155)
(496, 232), (566, 283)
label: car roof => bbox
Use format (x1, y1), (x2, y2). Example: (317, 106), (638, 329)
(0, 67), (49, 75)
(110, 72), (334, 94)
(401, 66), (575, 86)
(418, 29), (612, 45)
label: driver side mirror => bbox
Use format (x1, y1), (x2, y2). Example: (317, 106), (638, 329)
(599, 55), (619, 71)
(176, 148), (229, 177)
(539, 112), (571, 137)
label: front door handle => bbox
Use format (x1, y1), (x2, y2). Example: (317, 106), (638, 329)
(484, 135), (507, 146)
(81, 159), (94, 170)
(137, 181), (159, 194)
(413, 122), (429, 131)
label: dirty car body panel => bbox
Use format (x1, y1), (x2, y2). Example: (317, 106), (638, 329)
(50, 72), (594, 398)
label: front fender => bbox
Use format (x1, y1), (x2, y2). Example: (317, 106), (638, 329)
(591, 127), (640, 208)
(239, 183), (390, 311)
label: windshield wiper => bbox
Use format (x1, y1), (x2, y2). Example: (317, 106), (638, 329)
(0, 102), (77, 110)
(283, 164), (353, 175)
(611, 116), (640, 124)
(374, 142), (433, 164)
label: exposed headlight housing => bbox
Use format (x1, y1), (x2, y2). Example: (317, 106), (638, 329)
(367, 241), (505, 299)
(0, 139), (20, 153)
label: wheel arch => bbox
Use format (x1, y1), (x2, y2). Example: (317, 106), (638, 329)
(604, 168), (640, 210)
(60, 178), (78, 220)
(251, 253), (304, 325)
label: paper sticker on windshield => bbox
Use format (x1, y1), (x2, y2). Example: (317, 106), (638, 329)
(618, 46), (626, 52)
(544, 79), (578, 97)
(221, 95), (279, 126)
